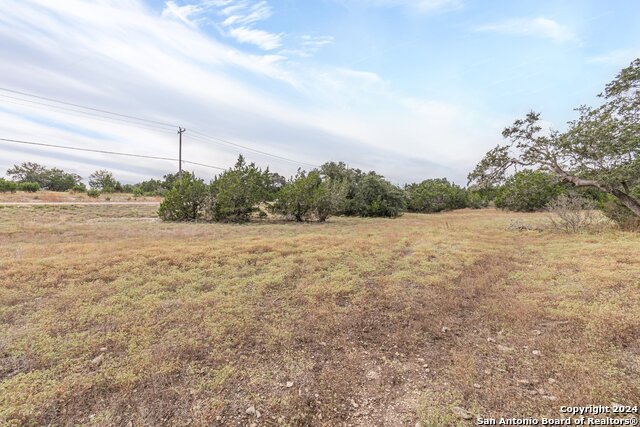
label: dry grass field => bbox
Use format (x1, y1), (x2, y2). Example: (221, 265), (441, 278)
(0, 191), (161, 204)
(0, 203), (639, 426)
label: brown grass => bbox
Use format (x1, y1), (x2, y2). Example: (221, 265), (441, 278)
(0, 205), (638, 426)
(0, 191), (161, 203)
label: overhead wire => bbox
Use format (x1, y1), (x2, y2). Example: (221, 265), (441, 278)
(0, 87), (321, 168)
(0, 96), (176, 134)
(0, 138), (226, 170)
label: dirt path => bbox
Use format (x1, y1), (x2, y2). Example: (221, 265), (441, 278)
(0, 202), (160, 206)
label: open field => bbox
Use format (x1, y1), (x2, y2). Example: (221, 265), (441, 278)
(1, 204), (639, 426)
(0, 191), (162, 204)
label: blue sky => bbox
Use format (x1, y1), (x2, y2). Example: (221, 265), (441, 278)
(0, 0), (638, 184)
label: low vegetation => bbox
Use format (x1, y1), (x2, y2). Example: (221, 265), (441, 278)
(0, 204), (638, 426)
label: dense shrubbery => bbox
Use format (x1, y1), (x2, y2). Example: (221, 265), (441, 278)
(0, 178), (17, 193)
(348, 173), (406, 217)
(158, 173), (207, 221)
(494, 170), (564, 212)
(7, 162), (82, 191)
(270, 170), (337, 222)
(207, 156), (273, 222)
(17, 182), (39, 192)
(318, 162), (405, 218)
(405, 179), (467, 213)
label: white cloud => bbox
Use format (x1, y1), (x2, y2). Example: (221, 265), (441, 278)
(340, 0), (462, 14)
(227, 26), (282, 50)
(0, 0), (495, 185)
(476, 17), (577, 43)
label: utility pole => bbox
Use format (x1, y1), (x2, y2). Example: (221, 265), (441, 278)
(177, 127), (186, 176)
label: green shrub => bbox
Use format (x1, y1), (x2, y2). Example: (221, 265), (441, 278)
(405, 179), (468, 213)
(348, 173), (405, 217)
(206, 156), (272, 222)
(6, 162), (82, 191)
(465, 191), (489, 209)
(17, 182), (40, 192)
(0, 178), (17, 193)
(270, 170), (338, 222)
(69, 183), (87, 193)
(89, 170), (121, 192)
(158, 172), (207, 221)
(495, 170), (564, 212)
(87, 189), (101, 198)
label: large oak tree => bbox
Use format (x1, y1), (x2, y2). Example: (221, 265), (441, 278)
(469, 59), (640, 217)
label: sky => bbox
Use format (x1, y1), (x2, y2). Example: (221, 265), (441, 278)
(0, 0), (639, 185)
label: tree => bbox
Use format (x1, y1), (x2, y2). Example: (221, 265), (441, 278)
(43, 168), (82, 191)
(270, 169), (338, 222)
(494, 170), (564, 212)
(158, 172), (207, 221)
(468, 58), (640, 219)
(207, 155), (272, 222)
(6, 162), (81, 191)
(349, 173), (406, 217)
(405, 178), (467, 213)
(6, 162), (48, 185)
(89, 170), (120, 192)
(318, 161), (366, 216)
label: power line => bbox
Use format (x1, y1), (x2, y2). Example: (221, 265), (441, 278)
(0, 86), (321, 169)
(0, 138), (225, 171)
(0, 87), (176, 128)
(0, 96), (176, 134)
(189, 130), (320, 168)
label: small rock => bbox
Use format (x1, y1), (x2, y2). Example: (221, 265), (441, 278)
(256, 411), (261, 418)
(497, 344), (514, 352)
(417, 357), (425, 362)
(441, 326), (450, 333)
(537, 388), (546, 395)
(366, 370), (380, 380)
(350, 399), (359, 408)
(286, 381), (294, 388)
(548, 378), (557, 384)
(517, 379), (531, 386)
(487, 337), (496, 343)
(532, 329), (542, 336)
(422, 364), (429, 368)
(246, 406), (256, 416)
(452, 406), (473, 420)
(91, 354), (104, 365)
(473, 383), (482, 389)
(100, 347), (108, 352)
(532, 350), (541, 356)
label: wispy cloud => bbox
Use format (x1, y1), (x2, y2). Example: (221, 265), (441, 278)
(161, 0), (334, 55)
(340, 0), (462, 14)
(227, 26), (283, 50)
(475, 17), (578, 43)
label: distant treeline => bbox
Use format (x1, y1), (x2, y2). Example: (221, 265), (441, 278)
(2, 158), (635, 226)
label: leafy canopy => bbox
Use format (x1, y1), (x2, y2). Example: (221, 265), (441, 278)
(468, 58), (640, 217)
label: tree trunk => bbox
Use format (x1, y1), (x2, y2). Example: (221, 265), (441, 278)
(611, 189), (640, 217)
(549, 162), (640, 218)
